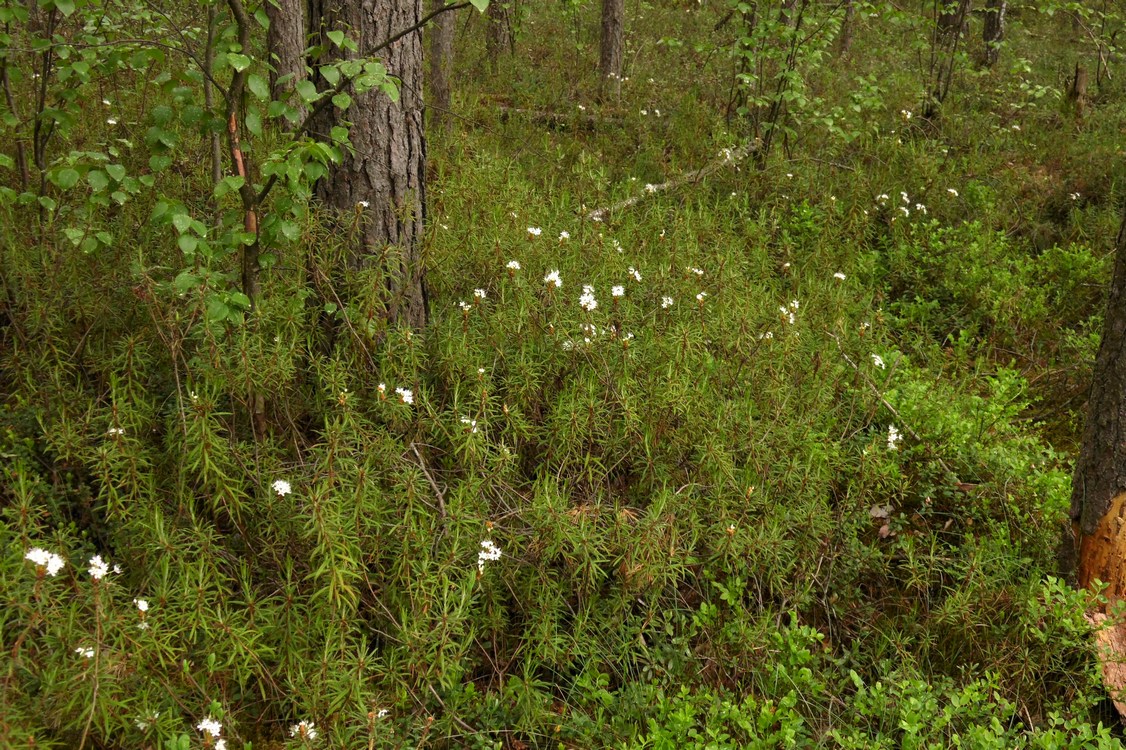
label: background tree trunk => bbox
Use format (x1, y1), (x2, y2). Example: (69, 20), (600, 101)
(429, 0), (455, 132)
(835, 0), (856, 58)
(485, 0), (512, 69)
(936, 0), (971, 42)
(1071, 205), (1126, 600)
(310, 0), (429, 329)
(266, 0), (307, 127)
(598, 0), (624, 102)
(981, 0), (1006, 68)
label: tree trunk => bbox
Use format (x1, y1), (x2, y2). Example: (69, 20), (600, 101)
(428, 0), (455, 132)
(485, 0), (512, 69)
(980, 0), (1006, 68)
(936, 0), (971, 42)
(1072, 205), (1126, 601)
(835, 0), (856, 58)
(598, 0), (624, 102)
(267, 0), (307, 127)
(310, 0), (429, 329)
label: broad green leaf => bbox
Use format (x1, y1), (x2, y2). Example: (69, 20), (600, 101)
(54, 168), (80, 189)
(228, 53), (251, 72)
(248, 74), (269, 100)
(332, 93), (352, 110)
(171, 214), (192, 234)
(87, 170), (109, 192)
(246, 109), (263, 136)
(295, 79), (319, 103)
(106, 164), (126, 181)
(177, 234), (198, 254)
(470, 0), (489, 11)
(206, 297), (229, 322)
(327, 30), (345, 48)
(320, 66), (341, 87)
(54, 0), (76, 16)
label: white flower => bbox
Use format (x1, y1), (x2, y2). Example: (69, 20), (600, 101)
(947, 188), (958, 197)
(377, 383), (386, 396)
(559, 231), (570, 241)
(25, 547), (66, 577)
(478, 539), (502, 574)
(644, 183), (657, 194)
(395, 387), (413, 405)
(876, 193), (889, 205)
(75, 646), (95, 659)
(915, 203), (927, 215)
(290, 720), (318, 740)
(544, 270), (562, 288)
(887, 425), (902, 451)
(1011, 124), (1021, 131)
(458, 300), (471, 311)
(460, 416), (478, 434)
(898, 206), (910, 217)
(526, 226), (542, 237)
(688, 267), (704, 276)
(759, 331), (773, 340)
(272, 479), (291, 497)
(377, 709), (390, 719)
(473, 288), (487, 300)
(696, 291), (707, 302)
(661, 296), (674, 309)
(871, 354), (885, 369)
(900, 109), (912, 120)
(900, 191), (909, 204)
(611, 285), (625, 297)
(135, 712), (160, 731)
(506, 260), (521, 270)
(1070, 192), (1081, 201)
(106, 117), (117, 125)
(579, 285), (598, 312)
(357, 200), (370, 209)
(790, 300), (799, 311)
(88, 554), (109, 581)
(727, 524), (736, 534)
(215, 741), (228, 750)
(197, 716), (223, 739)
(107, 427), (124, 436)
(833, 272), (846, 280)
(134, 598), (149, 612)
(628, 266), (641, 282)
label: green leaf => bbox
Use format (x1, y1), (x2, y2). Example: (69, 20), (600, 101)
(229, 292), (251, 310)
(246, 109), (263, 136)
(332, 93), (352, 110)
(177, 234), (198, 254)
(295, 79), (319, 103)
(320, 66), (340, 87)
(175, 270), (202, 290)
(248, 74), (269, 100)
(279, 220), (299, 241)
(63, 227), (85, 245)
(227, 53), (251, 72)
(106, 164), (126, 182)
(206, 297), (229, 322)
(171, 214), (192, 234)
(86, 170), (109, 192)
(54, 168), (80, 189)
(54, 0), (76, 16)
(149, 154), (172, 172)
(469, 0), (489, 11)
(327, 30), (345, 48)
(0, 153), (13, 170)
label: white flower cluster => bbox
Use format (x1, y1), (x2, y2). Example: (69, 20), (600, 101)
(779, 299), (799, 325)
(579, 285), (598, 312)
(290, 720), (318, 740)
(477, 539), (502, 574)
(506, 260), (521, 271)
(544, 269), (562, 288)
(628, 266), (642, 282)
(395, 387), (413, 405)
(661, 296), (674, 309)
(871, 354), (885, 370)
(272, 479), (292, 497)
(25, 547), (66, 577)
(460, 416), (478, 434)
(611, 285), (624, 298)
(88, 554), (110, 581)
(887, 425), (902, 451)
(75, 646), (95, 659)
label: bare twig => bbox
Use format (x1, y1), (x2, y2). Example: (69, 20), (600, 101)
(585, 140), (760, 221)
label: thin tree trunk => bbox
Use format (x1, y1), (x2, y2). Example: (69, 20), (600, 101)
(310, 0), (429, 329)
(1072, 203), (1126, 601)
(835, 0), (855, 58)
(429, 0), (454, 132)
(485, 0), (512, 70)
(981, 0), (1006, 68)
(267, 0), (307, 127)
(598, 0), (624, 102)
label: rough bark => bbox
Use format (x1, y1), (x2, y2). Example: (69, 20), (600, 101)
(980, 0), (1006, 68)
(266, 0), (307, 127)
(485, 0), (512, 69)
(936, 0), (970, 42)
(310, 0), (429, 329)
(1072, 205), (1126, 600)
(428, 0), (455, 132)
(835, 0), (855, 58)
(598, 0), (624, 102)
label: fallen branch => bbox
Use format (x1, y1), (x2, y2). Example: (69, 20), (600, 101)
(584, 140), (759, 222)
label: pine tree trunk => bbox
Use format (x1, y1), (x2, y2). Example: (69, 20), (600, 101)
(485, 0), (512, 69)
(310, 0), (429, 329)
(266, 0), (307, 127)
(598, 0), (624, 101)
(429, 0), (455, 132)
(981, 0), (1006, 68)
(836, 0), (856, 58)
(1072, 205), (1126, 600)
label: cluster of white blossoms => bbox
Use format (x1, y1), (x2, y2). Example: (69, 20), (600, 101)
(579, 285), (598, 312)
(88, 554), (110, 581)
(544, 269), (562, 288)
(460, 416), (478, 434)
(290, 720), (318, 741)
(628, 266), (642, 282)
(395, 387), (414, 405)
(833, 272), (847, 281)
(611, 285), (625, 298)
(135, 598), (151, 629)
(506, 260), (521, 271)
(779, 299), (800, 326)
(272, 479), (292, 497)
(75, 646), (95, 659)
(477, 539), (502, 574)
(559, 231), (570, 241)
(887, 425), (902, 451)
(473, 288), (487, 301)
(661, 296), (674, 309)
(527, 226), (542, 238)
(197, 715), (227, 749)
(871, 354), (885, 370)
(25, 547), (66, 577)
(107, 426), (125, 437)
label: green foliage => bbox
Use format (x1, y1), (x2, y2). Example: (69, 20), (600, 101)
(2, 0), (1126, 747)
